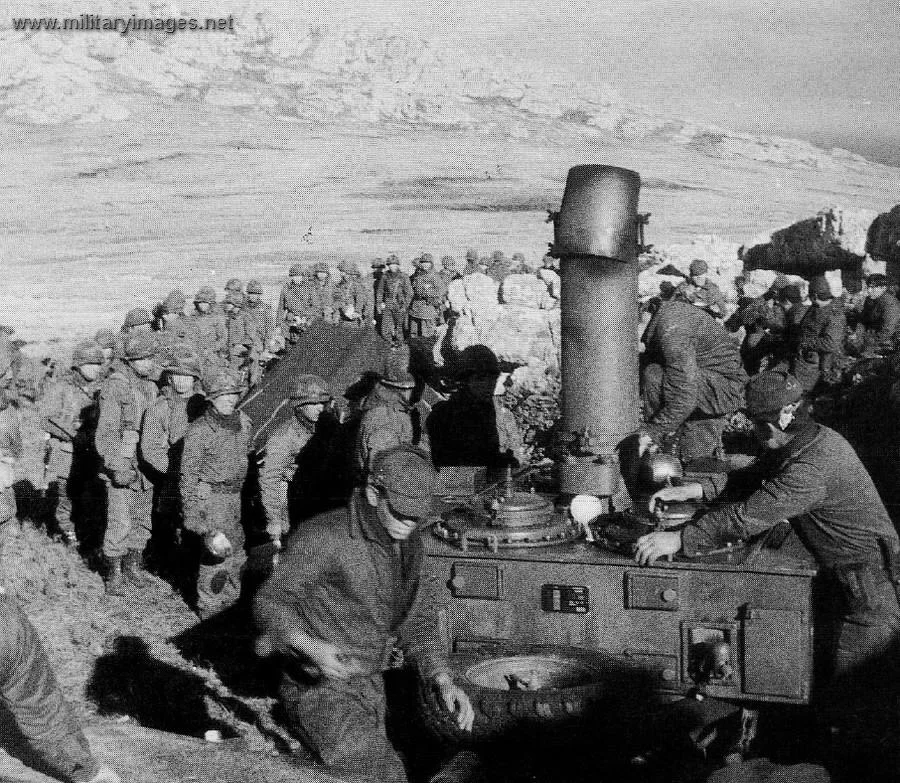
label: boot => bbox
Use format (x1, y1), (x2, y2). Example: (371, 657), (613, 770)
(122, 549), (151, 587)
(105, 557), (126, 596)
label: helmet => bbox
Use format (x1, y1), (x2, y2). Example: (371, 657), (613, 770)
(123, 308), (153, 329)
(165, 355), (202, 379)
(512, 252), (526, 263)
(246, 279), (264, 295)
(745, 371), (803, 422)
(454, 345), (500, 379)
(637, 453), (684, 493)
(465, 248), (478, 262)
(163, 290), (187, 313)
(338, 259), (359, 276)
(312, 261), (329, 275)
(94, 328), (117, 349)
(194, 286), (217, 304)
(123, 334), (157, 361)
(289, 263), (303, 277)
(809, 276), (833, 300)
(225, 278), (243, 293)
(207, 368), (244, 398)
(370, 445), (435, 520)
(386, 254), (401, 266)
(291, 374), (331, 404)
(491, 250), (505, 262)
(371, 258), (386, 270)
(224, 291), (245, 308)
(689, 259), (708, 276)
(419, 253), (434, 267)
(71, 341), (105, 368)
(380, 350), (416, 389)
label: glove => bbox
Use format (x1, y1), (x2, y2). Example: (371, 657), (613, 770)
(111, 468), (137, 488)
(204, 531), (232, 558)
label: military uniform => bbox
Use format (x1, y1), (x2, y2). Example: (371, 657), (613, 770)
(641, 298), (747, 462)
(243, 281), (275, 385)
(94, 342), (158, 583)
(253, 487), (448, 783)
(335, 266), (374, 327)
(859, 290), (900, 355)
(375, 267), (413, 342)
(303, 267), (338, 324)
(355, 386), (424, 484)
(187, 289), (228, 384)
(0, 595), (105, 782)
(38, 354), (102, 539)
(408, 265), (445, 338)
(277, 268), (312, 339)
(180, 383), (252, 618)
(792, 298), (846, 391)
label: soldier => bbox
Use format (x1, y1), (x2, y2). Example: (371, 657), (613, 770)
(94, 334), (158, 595)
(510, 251), (528, 273)
(39, 342), (104, 546)
(188, 286), (228, 383)
(154, 289), (194, 367)
(243, 279), (276, 385)
(221, 278), (244, 314)
(676, 259), (726, 318)
(94, 329), (117, 377)
(253, 445), (473, 783)
(113, 308), (155, 365)
(140, 355), (203, 566)
(791, 276), (846, 392)
(355, 351), (422, 485)
(375, 255), (413, 342)
(486, 249), (513, 283)
(637, 371), (900, 779)
(277, 263), (311, 339)
(766, 285), (808, 371)
(371, 258), (386, 329)
(640, 289), (747, 463)
(438, 256), (460, 288)
(408, 254), (445, 339)
(259, 375), (332, 548)
(0, 596), (121, 783)
(427, 346), (521, 470)
(305, 261), (337, 324)
(857, 273), (900, 356)
(180, 369), (252, 619)
(335, 260), (374, 327)
(223, 291), (253, 383)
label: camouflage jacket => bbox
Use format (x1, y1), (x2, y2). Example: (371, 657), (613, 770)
(258, 414), (316, 535)
(180, 407), (252, 535)
(409, 271), (446, 320)
(354, 390), (422, 483)
(335, 277), (374, 324)
(140, 388), (193, 478)
(0, 595), (100, 782)
(187, 312), (227, 362)
(375, 270), (413, 311)
(243, 301), (275, 350)
(95, 365), (157, 485)
(39, 372), (100, 450)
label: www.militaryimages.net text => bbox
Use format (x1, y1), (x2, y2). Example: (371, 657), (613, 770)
(11, 14), (235, 34)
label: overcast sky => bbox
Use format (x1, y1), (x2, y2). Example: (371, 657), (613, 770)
(317, 0), (900, 164)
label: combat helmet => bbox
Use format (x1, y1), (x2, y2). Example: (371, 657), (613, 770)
(290, 374), (332, 405)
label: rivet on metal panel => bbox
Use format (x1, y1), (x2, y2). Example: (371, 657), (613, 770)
(662, 589), (678, 603)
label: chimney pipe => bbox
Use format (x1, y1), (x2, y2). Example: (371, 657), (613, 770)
(553, 165), (642, 504)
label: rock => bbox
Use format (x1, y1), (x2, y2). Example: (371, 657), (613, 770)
(500, 274), (546, 309)
(484, 307), (553, 366)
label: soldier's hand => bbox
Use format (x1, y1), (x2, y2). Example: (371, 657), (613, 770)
(111, 468), (137, 487)
(648, 483), (704, 513)
(634, 531), (683, 566)
(304, 639), (365, 680)
(204, 531), (233, 558)
(434, 673), (475, 732)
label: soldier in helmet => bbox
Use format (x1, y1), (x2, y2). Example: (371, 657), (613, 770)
(675, 259), (726, 318)
(223, 291), (253, 385)
(94, 329), (117, 378)
(243, 280), (276, 385)
(140, 355), (204, 571)
(94, 334), (159, 595)
(408, 254), (445, 339)
(180, 368), (252, 618)
(278, 263), (312, 340)
(355, 350), (424, 485)
(438, 256), (460, 288)
(114, 308), (156, 369)
(375, 255), (412, 343)
(791, 276), (846, 392)
(335, 260), (374, 327)
(253, 444), (473, 783)
(188, 286), (228, 383)
(38, 341), (105, 546)
(304, 262), (337, 324)
(154, 289), (194, 367)
(220, 278), (244, 314)
(259, 375), (332, 548)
